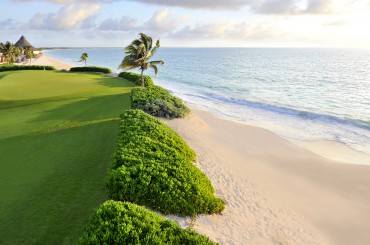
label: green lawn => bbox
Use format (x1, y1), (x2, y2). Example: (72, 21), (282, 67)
(0, 71), (134, 244)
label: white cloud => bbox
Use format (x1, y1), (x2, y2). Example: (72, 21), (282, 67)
(13, 0), (119, 3)
(99, 16), (137, 31)
(142, 9), (187, 33)
(254, 0), (298, 14)
(0, 18), (19, 30)
(254, 0), (335, 15)
(28, 3), (100, 30)
(170, 21), (277, 40)
(99, 9), (186, 34)
(126, 0), (256, 10)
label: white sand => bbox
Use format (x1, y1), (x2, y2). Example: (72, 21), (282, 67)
(163, 109), (370, 245)
(31, 54), (73, 70)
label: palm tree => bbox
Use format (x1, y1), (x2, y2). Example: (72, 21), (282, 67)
(80, 52), (88, 66)
(24, 47), (34, 65)
(2, 41), (16, 64)
(0, 42), (4, 63)
(119, 33), (164, 86)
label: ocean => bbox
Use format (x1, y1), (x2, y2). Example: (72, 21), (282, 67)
(44, 48), (370, 157)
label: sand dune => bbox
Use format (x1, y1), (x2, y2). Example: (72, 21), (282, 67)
(163, 109), (370, 245)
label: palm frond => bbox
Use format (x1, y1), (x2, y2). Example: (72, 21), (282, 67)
(139, 33), (152, 51)
(149, 64), (158, 75)
(148, 60), (164, 66)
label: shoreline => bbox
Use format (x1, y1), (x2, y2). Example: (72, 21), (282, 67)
(163, 109), (370, 244)
(186, 103), (370, 166)
(30, 53), (74, 70)
(27, 54), (370, 243)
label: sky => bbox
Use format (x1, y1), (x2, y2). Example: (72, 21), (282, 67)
(1, 0), (370, 48)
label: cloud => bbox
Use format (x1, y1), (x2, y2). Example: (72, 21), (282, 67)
(28, 3), (100, 30)
(13, 0), (119, 3)
(99, 16), (137, 31)
(170, 21), (277, 40)
(305, 0), (333, 14)
(254, 0), (298, 14)
(0, 18), (19, 30)
(126, 0), (256, 10)
(142, 9), (187, 33)
(99, 9), (186, 33)
(80, 15), (98, 29)
(254, 0), (335, 15)
(324, 18), (347, 26)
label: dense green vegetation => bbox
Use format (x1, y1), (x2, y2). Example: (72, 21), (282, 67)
(0, 65), (56, 71)
(70, 66), (112, 74)
(118, 71), (154, 87)
(107, 110), (225, 216)
(131, 85), (190, 119)
(118, 33), (164, 86)
(0, 70), (134, 244)
(80, 200), (217, 245)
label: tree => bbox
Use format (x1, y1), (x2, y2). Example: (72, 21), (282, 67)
(0, 42), (4, 63)
(24, 47), (34, 65)
(119, 33), (164, 86)
(80, 52), (88, 66)
(2, 41), (16, 64)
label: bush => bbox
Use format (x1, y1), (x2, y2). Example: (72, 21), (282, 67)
(106, 110), (225, 216)
(131, 85), (190, 119)
(0, 65), (56, 72)
(118, 71), (154, 87)
(69, 66), (112, 74)
(79, 200), (217, 244)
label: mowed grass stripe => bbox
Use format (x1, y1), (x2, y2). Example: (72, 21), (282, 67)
(0, 70), (134, 244)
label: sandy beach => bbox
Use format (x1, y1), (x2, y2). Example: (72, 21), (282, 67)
(31, 53), (73, 70)
(32, 54), (370, 244)
(164, 109), (370, 245)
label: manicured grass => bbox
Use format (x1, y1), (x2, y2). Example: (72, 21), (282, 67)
(0, 71), (134, 244)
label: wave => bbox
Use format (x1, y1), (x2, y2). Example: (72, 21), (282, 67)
(177, 91), (370, 132)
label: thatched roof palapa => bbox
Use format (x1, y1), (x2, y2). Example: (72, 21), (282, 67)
(14, 35), (35, 50)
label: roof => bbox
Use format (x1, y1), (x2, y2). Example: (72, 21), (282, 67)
(14, 35), (34, 48)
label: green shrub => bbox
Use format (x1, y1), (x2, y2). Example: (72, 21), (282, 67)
(106, 110), (225, 216)
(0, 65), (57, 72)
(131, 85), (190, 119)
(114, 109), (196, 163)
(79, 200), (217, 244)
(118, 71), (154, 87)
(69, 66), (112, 74)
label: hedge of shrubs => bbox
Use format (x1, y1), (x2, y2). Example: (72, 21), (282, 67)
(69, 66), (112, 74)
(106, 110), (225, 216)
(118, 71), (154, 87)
(0, 65), (57, 72)
(79, 200), (217, 244)
(131, 85), (190, 119)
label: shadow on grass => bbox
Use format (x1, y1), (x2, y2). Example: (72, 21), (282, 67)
(32, 93), (132, 123)
(94, 76), (135, 88)
(0, 73), (9, 80)
(0, 121), (120, 245)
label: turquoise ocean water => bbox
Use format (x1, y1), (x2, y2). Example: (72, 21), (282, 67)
(44, 48), (370, 156)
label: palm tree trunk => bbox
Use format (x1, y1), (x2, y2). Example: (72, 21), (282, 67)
(140, 68), (144, 86)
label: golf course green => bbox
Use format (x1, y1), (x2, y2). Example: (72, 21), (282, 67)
(0, 70), (134, 244)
